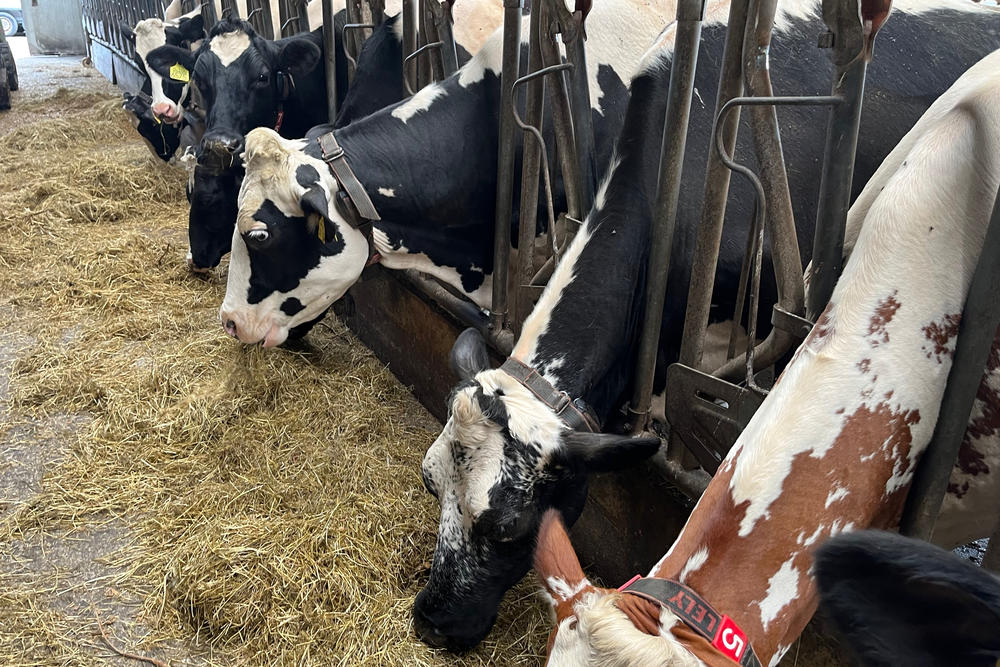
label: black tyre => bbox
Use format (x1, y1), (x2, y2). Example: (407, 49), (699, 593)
(0, 63), (10, 111)
(0, 40), (17, 91)
(0, 13), (15, 38)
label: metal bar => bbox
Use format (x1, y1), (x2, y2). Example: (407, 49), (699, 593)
(674, 0), (749, 381)
(900, 188), (1000, 543)
(344, 23), (377, 70)
(403, 40), (443, 96)
(742, 0), (804, 350)
(421, 0), (445, 81)
(433, 0), (458, 76)
(805, 0), (873, 320)
(402, 0), (418, 93)
(489, 0), (523, 335)
(513, 2), (545, 332)
(538, 0), (584, 230)
(322, 0), (338, 121)
(627, 0), (707, 433)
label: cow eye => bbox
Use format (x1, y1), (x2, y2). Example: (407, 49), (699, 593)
(256, 72), (269, 84)
(246, 229), (270, 243)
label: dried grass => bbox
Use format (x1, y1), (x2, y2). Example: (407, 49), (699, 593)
(0, 90), (547, 665)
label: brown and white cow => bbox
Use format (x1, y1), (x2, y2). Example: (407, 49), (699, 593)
(533, 47), (1000, 666)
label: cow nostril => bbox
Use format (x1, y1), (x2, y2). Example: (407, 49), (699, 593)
(224, 320), (238, 338)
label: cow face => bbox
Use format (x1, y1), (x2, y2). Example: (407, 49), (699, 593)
(219, 128), (369, 346)
(413, 329), (660, 650)
(146, 20), (321, 160)
(187, 161), (243, 271)
(122, 15), (204, 124)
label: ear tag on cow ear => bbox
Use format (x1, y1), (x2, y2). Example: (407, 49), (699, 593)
(316, 218), (326, 243)
(170, 63), (190, 83)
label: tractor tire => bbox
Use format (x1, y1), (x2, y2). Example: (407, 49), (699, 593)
(0, 62), (10, 111)
(0, 40), (17, 91)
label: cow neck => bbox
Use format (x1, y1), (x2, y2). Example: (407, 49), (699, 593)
(647, 161), (997, 665)
(330, 70), (503, 240)
(509, 66), (669, 421)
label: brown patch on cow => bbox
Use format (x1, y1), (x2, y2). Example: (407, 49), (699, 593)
(922, 313), (961, 362)
(800, 308), (835, 357)
(857, 358), (872, 374)
(650, 393), (923, 664)
(868, 292), (901, 346)
(951, 325), (1000, 483)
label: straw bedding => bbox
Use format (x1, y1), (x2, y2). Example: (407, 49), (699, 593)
(0, 89), (547, 665)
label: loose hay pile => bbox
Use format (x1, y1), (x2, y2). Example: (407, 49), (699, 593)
(0, 89), (548, 664)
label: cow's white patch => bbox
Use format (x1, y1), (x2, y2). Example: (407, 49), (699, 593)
(678, 547), (708, 584)
(546, 575), (589, 603)
(371, 228), (492, 306)
(210, 30), (251, 67)
(592, 153), (621, 212)
(824, 485), (849, 508)
(391, 83), (447, 123)
(757, 557), (800, 631)
(769, 643), (792, 667)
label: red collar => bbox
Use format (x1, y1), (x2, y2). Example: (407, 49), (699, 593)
(618, 576), (761, 667)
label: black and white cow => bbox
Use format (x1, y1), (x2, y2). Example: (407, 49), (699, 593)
(414, 0), (1000, 651)
(121, 10), (207, 162)
(816, 531), (1000, 667)
(218, 0), (663, 346)
(140, 0), (498, 271)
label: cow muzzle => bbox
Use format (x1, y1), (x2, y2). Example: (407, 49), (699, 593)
(201, 130), (244, 160)
(218, 308), (287, 348)
(152, 102), (183, 124)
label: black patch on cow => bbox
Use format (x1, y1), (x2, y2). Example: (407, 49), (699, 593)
(280, 297), (306, 316)
(245, 199), (345, 304)
(295, 164), (321, 189)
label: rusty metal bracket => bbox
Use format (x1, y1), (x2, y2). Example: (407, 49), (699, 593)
(771, 305), (813, 340)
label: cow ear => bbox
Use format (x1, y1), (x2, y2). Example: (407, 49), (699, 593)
(560, 432), (661, 473)
(816, 531), (1000, 667)
(278, 37), (321, 77)
(146, 45), (197, 80)
(450, 328), (489, 380)
(534, 510), (590, 619)
(300, 187), (337, 242)
(121, 22), (136, 42)
(177, 14), (205, 43)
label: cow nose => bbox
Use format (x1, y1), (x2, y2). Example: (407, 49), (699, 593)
(202, 131), (245, 159)
(412, 606), (449, 649)
(223, 319), (238, 338)
(152, 102), (178, 121)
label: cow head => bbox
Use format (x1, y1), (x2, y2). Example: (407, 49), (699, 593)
(186, 159), (243, 271)
(122, 14), (204, 124)
(145, 18), (321, 160)
(532, 510), (699, 666)
(413, 329), (660, 651)
(219, 128), (369, 346)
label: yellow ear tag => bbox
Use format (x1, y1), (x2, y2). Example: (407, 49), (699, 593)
(316, 218), (326, 243)
(169, 63), (190, 83)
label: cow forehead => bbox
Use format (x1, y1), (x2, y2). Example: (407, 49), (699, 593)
(134, 18), (167, 58)
(209, 30), (252, 67)
(471, 368), (566, 454)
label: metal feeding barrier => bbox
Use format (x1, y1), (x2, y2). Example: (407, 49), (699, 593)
(488, 0), (596, 346)
(625, 0), (892, 487)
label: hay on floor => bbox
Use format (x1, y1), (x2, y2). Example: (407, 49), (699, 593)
(0, 88), (548, 665)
